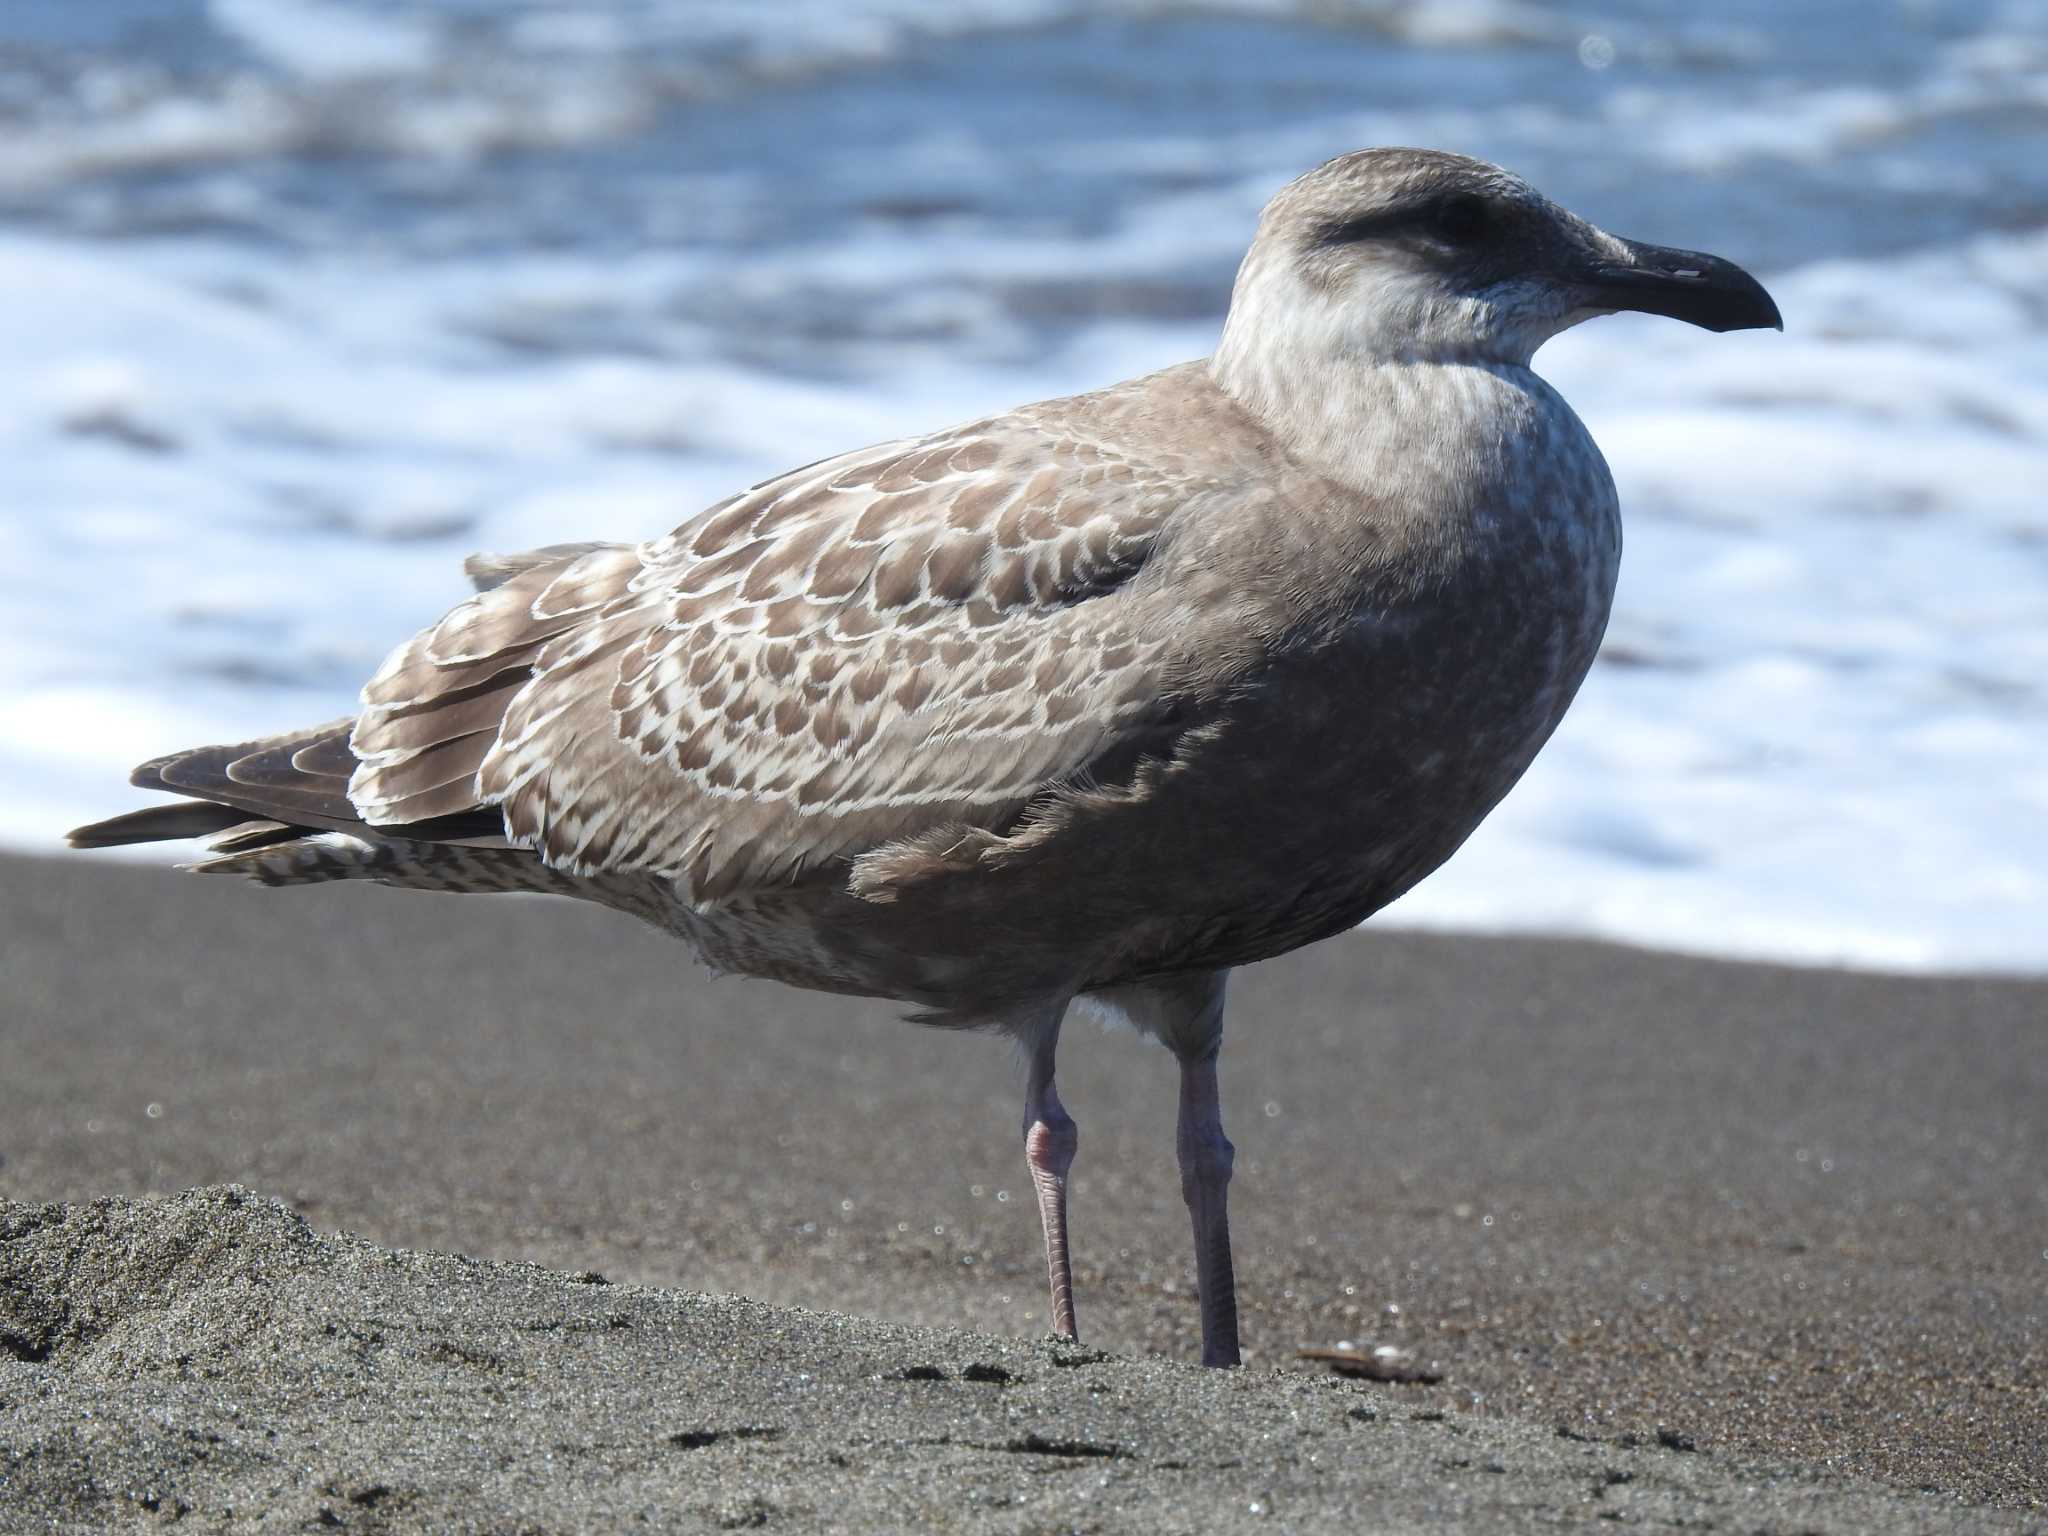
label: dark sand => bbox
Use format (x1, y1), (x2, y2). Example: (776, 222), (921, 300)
(2, 853), (2043, 1530)
(8, 1188), (2039, 1535)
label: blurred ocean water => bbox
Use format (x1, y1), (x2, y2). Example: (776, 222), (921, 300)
(2, 0), (2043, 971)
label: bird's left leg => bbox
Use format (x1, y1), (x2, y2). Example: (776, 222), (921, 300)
(1021, 1007), (1080, 1340)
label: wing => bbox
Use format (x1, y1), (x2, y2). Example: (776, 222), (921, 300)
(350, 382), (1247, 902)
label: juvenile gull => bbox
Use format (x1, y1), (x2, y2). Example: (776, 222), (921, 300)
(71, 149), (1780, 1368)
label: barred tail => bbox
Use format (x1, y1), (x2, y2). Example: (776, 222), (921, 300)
(189, 830), (684, 934)
(190, 832), (590, 896)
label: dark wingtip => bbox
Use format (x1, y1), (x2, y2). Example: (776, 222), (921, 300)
(67, 801), (252, 849)
(68, 816), (140, 850)
(69, 813), (142, 849)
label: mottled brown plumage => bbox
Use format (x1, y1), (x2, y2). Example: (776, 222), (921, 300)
(70, 148), (1780, 1367)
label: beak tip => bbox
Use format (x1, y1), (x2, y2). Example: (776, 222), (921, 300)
(1691, 266), (1782, 335)
(1592, 237), (1782, 336)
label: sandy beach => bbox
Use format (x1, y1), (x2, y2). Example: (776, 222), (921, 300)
(3, 854), (2043, 1530)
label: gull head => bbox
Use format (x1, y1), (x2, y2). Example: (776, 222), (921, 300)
(1217, 147), (1782, 376)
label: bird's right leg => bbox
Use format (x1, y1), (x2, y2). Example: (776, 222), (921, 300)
(1021, 1018), (1080, 1340)
(1115, 970), (1239, 1367)
(1176, 1037), (1239, 1368)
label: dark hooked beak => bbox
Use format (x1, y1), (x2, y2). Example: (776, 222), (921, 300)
(1583, 237), (1783, 334)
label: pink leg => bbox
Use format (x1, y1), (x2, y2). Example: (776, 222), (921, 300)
(1178, 1048), (1239, 1367)
(1023, 1041), (1079, 1340)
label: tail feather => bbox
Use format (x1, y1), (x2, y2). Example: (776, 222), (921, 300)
(189, 832), (584, 893)
(184, 832), (679, 936)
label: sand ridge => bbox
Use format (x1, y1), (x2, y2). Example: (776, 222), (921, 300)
(5, 1186), (2037, 1534)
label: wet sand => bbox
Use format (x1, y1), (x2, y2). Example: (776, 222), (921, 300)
(3, 854), (2043, 1528)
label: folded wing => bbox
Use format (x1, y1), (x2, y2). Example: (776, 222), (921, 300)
(350, 404), (1215, 902)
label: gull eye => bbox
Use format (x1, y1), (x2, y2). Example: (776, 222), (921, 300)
(1429, 193), (1491, 246)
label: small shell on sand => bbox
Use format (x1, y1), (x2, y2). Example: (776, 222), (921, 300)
(1297, 1343), (1445, 1384)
